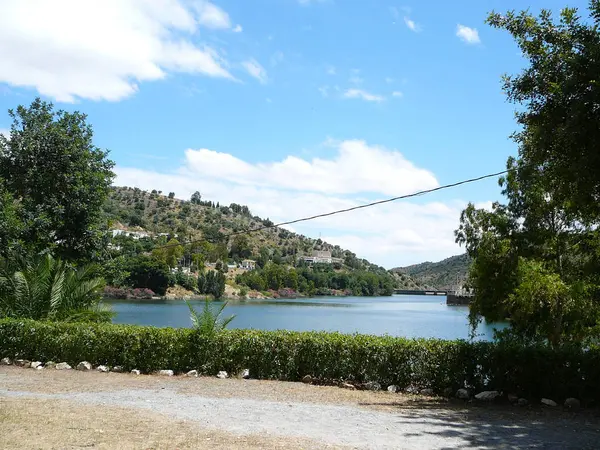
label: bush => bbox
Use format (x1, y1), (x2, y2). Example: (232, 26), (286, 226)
(1, 319), (600, 402)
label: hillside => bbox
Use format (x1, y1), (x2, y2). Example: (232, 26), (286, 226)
(102, 186), (421, 290)
(392, 254), (471, 291)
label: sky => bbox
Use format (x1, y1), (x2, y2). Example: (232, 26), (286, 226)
(0, 0), (589, 268)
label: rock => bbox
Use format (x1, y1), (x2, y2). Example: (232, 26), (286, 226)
(241, 369), (250, 379)
(443, 387), (454, 398)
(55, 362), (72, 370)
(456, 388), (470, 400)
(30, 361), (43, 369)
(420, 388), (434, 396)
(186, 370), (198, 377)
(45, 361), (56, 369)
(404, 386), (419, 395)
(564, 398), (581, 410)
(216, 371), (228, 379)
(475, 391), (501, 402)
(517, 398), (529, 407)
(35, 365), (44, 371)
(0, 357), (11, 365)
(302, 375), (312, 384)
(112, 366), (124, 373)
(76, 361), (92, 371)
(387, 385), (400, 393)
(15, 359), (31, 368)
(541, 398), (558, 407)
(365, 381), (382, 391)
(507, 394), (519, 403)
(96, 365), (109, 373)
(130, 369), (141, 375)
(341, 382), (356, 390)
(158, 370), (174, 377)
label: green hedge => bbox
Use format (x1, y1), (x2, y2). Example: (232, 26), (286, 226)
(1, 319), (599, 402)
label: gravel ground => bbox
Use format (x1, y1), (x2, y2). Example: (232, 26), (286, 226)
(1, 366), (600, 449)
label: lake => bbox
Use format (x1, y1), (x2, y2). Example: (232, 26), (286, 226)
(106, 295), (505, 340)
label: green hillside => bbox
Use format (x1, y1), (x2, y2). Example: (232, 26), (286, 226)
(392, 254), (471, 291)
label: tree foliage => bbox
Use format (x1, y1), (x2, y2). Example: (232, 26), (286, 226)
(0, 98), (115, 261)
(456, 3), (600, 346)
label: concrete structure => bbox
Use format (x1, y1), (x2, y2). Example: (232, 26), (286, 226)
(299, 251), (342, 265)
(241, 259), (256, 270)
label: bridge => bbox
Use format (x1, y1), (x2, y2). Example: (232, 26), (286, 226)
(394, 289), (448, 296)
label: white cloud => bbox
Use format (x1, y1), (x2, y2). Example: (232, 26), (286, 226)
(404, 17), (421, 32)
(195, 1), (231, 29)
(233, 24), (243, 33)
(242, 59), (268, 84)
(456, 24), (481, 44)
(343, 89), (385, 103)
(114, 139), (474, 267)
(392, 91), (403, 98)
(326, 65), (336, 75)
(0, 0), (237, 102)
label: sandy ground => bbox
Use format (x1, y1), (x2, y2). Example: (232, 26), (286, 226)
(1, 366), (600, 449)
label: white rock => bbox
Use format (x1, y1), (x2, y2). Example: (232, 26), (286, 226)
(36, 365), (44, 371)
(15, 359), (31, 368)
(186, 370), (198, 377)
(420, 388), (434, 396)
(158, 370), (174, 377)
(365, 381), (382, 391)
(76, 361), (92, 371)
(475, 391), (501, 401)
(0, 357), (11, 365)
(456, 388), (470, 400)
(45, 361), (56, 369)
(96, 365), (109, 373)
(112, 366), (124, 373)
(216, 371), (228, 379)
(541, 398), (558, 407)
(241, 369), (250, 379)
(341, 382), (356, 390)
(130, 369), (141, 375)
(387, 385), (400, 393)
(55, 362), (72, 370)
(30, 361), (43, 369)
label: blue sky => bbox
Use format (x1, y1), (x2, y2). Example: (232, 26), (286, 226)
(0, 0), (588, 267)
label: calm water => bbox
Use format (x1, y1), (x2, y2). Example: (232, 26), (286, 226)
(106, 295), (505, 340)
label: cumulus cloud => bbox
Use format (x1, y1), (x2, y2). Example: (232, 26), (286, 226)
(343, 89), (385, 103)
(242, 59), (268, 84)
(112, 139), (479, 267)
(0, 0), (236, 102)
(456, 24), (481, 44)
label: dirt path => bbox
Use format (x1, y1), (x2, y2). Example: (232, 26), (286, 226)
(1, 366), (599, 449)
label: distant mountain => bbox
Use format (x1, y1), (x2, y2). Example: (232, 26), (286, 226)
(391, 254), (471, 291)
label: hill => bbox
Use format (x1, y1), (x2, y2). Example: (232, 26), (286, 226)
(392, 254), (471, 291)
(101, 186), (423, 293)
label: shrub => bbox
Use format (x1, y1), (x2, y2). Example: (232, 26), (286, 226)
(2, 318), (599, 403)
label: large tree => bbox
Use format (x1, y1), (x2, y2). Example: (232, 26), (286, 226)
(456, 3), (600, 346)
(0, 98), (115, 261)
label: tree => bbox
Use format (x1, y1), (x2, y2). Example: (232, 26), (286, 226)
(124, 255), (171, 296)
(152, 238), (184, 268)
(186, 299), (235, 336)
(486, 3), (600, 222)
(0, 98), (115, 261)
(230, 235), (252, 260)
(197, 270), (226, 299)
(168, 192), (175, 199)
(455, 4), (600, 346)
(190, 191), (202, 205)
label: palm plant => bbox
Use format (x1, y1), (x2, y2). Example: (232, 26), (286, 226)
(185, 299), (236, 335)
(0, 253), (112, 322)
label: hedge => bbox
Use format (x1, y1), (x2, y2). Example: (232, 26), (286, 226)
(1, 318), (599, 402)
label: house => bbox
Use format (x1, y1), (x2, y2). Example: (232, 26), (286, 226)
(241, 259), (256, 270)
(299, 250), (335, 264)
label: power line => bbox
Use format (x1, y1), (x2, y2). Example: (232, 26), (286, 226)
(152, 167), (510, 250)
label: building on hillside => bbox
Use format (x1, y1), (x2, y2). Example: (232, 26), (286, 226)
(299, 250), (342, 265)
(241, 259), (256, 270)
(110, 229), (149, 240)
